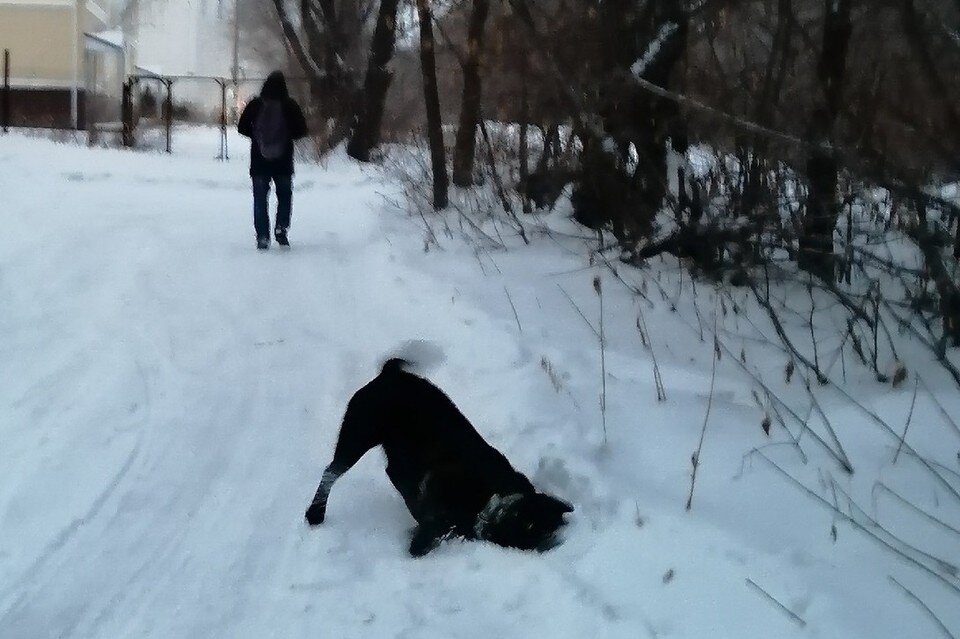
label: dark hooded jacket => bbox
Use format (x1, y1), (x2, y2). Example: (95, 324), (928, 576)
(237, 72), (308, 177)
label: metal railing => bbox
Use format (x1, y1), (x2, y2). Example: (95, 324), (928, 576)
(2, 49), (10, 134)
(122, 74), (314, 157)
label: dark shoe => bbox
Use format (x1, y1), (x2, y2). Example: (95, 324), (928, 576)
(257, 237), (270, 250)
(275, 229), (290, 247)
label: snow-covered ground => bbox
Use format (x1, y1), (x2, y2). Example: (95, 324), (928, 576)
(1, 128), (958, 638)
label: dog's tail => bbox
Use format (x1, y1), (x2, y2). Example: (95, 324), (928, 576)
(381, 358), (410, 374)
(381, 340), (445, 376)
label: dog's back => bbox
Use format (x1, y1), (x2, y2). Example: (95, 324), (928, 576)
(370, 360), (532, 506)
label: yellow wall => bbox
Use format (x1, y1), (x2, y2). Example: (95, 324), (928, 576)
(0, 3), (78, 86)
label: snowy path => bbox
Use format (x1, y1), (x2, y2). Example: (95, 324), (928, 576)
(0, 133), (494, 637)
(2, 129), (959, 638)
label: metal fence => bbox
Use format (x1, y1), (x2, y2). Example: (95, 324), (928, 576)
(122, 74), (315, 158)
(2, 49), (9, 134)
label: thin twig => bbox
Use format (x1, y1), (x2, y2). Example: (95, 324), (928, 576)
(687, 306), (719, 511)
(894, 377), (920, 464)
(478, 116), (530, 244)
(747, 278), (828, 384)
(767, 397), (809, 464)
(755, 452), (960, 595)
(889, 577), (958, 639)
(803, 384), (855, 475)
(744, 578), (807, 628)
(828, 383), (960, 506)
(808, 280), (820, 372)
(637, 306), (667, 402)
(918, 375), (960, 439)
(831, 480), (959, 579)
(503, 285), (523, 333)
(901, 450), (960, 486)
(557, 284), (600, 339)
(715, 332), (849, 472)
(594, 275), (608, 445)
(872, 483), (960, 540)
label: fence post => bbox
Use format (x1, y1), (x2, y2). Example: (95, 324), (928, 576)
(2, 49), (10, 134)
(121, 79), (133, 147)
(164, 78), (173, 153)
(218, 79), (228, 161)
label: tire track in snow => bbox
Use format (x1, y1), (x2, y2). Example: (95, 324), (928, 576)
(20, 251), (287, 636)
(0, 376), (250, 637)
(0, 435), (142, 616)
(0, 218), (209, 635)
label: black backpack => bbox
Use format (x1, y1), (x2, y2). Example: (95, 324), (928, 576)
(254, 99), (289, 161)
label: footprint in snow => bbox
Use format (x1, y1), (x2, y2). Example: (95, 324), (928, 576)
(64, 171), (112, 182)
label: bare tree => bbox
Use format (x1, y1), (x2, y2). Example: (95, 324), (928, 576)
(798, 0), (852, 282)
(346, 0), (402, 160)
(571, 0), (688, 242)
(451, 0), (490, 187)
(415, 0), (449, 209)
(263, 0), (430, 158)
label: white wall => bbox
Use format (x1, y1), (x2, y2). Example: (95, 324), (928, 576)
(135, 0), (233, 108)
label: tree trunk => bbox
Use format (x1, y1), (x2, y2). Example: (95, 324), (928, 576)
(799, 0), (851, 282)
(954, 216), (960, 261)
(346, 0), (402, 162)
(636, 0), (688, 228)
(416, 0), (449, 209)
(911, 199), (960, 347)
(271, 0), (325, 85)
(452, 0), (490, 187)
(737, 0), (793, 268)
(519, 79), (531, 214)
(269, 0), (366, 150)
(573, 0), (687, 242)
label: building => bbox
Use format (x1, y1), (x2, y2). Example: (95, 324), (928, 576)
(0, 0), (134, 129)
(135, 0), (234, 111)
(134, 0), (282, 116)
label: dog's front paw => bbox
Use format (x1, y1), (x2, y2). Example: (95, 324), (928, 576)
(408, 537), (436, 557)
(408, 526), (441, 557)
(304, 505), (325, 526)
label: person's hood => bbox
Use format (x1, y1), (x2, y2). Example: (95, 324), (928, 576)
(261, 71), (289, 100)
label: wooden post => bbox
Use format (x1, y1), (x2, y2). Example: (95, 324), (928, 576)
(2, 49), (10, 134)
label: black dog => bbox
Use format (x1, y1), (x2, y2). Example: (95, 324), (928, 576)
(305, 358), (573, 556)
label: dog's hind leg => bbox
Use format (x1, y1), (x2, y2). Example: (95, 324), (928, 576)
(305, 393), (381, 526)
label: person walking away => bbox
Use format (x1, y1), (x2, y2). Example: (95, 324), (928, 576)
(238, 71), (308, 250)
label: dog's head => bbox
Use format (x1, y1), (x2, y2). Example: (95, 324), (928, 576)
(477, 492), (574, 552)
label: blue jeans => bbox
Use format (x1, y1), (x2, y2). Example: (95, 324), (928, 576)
(252, 174), (292, 239)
